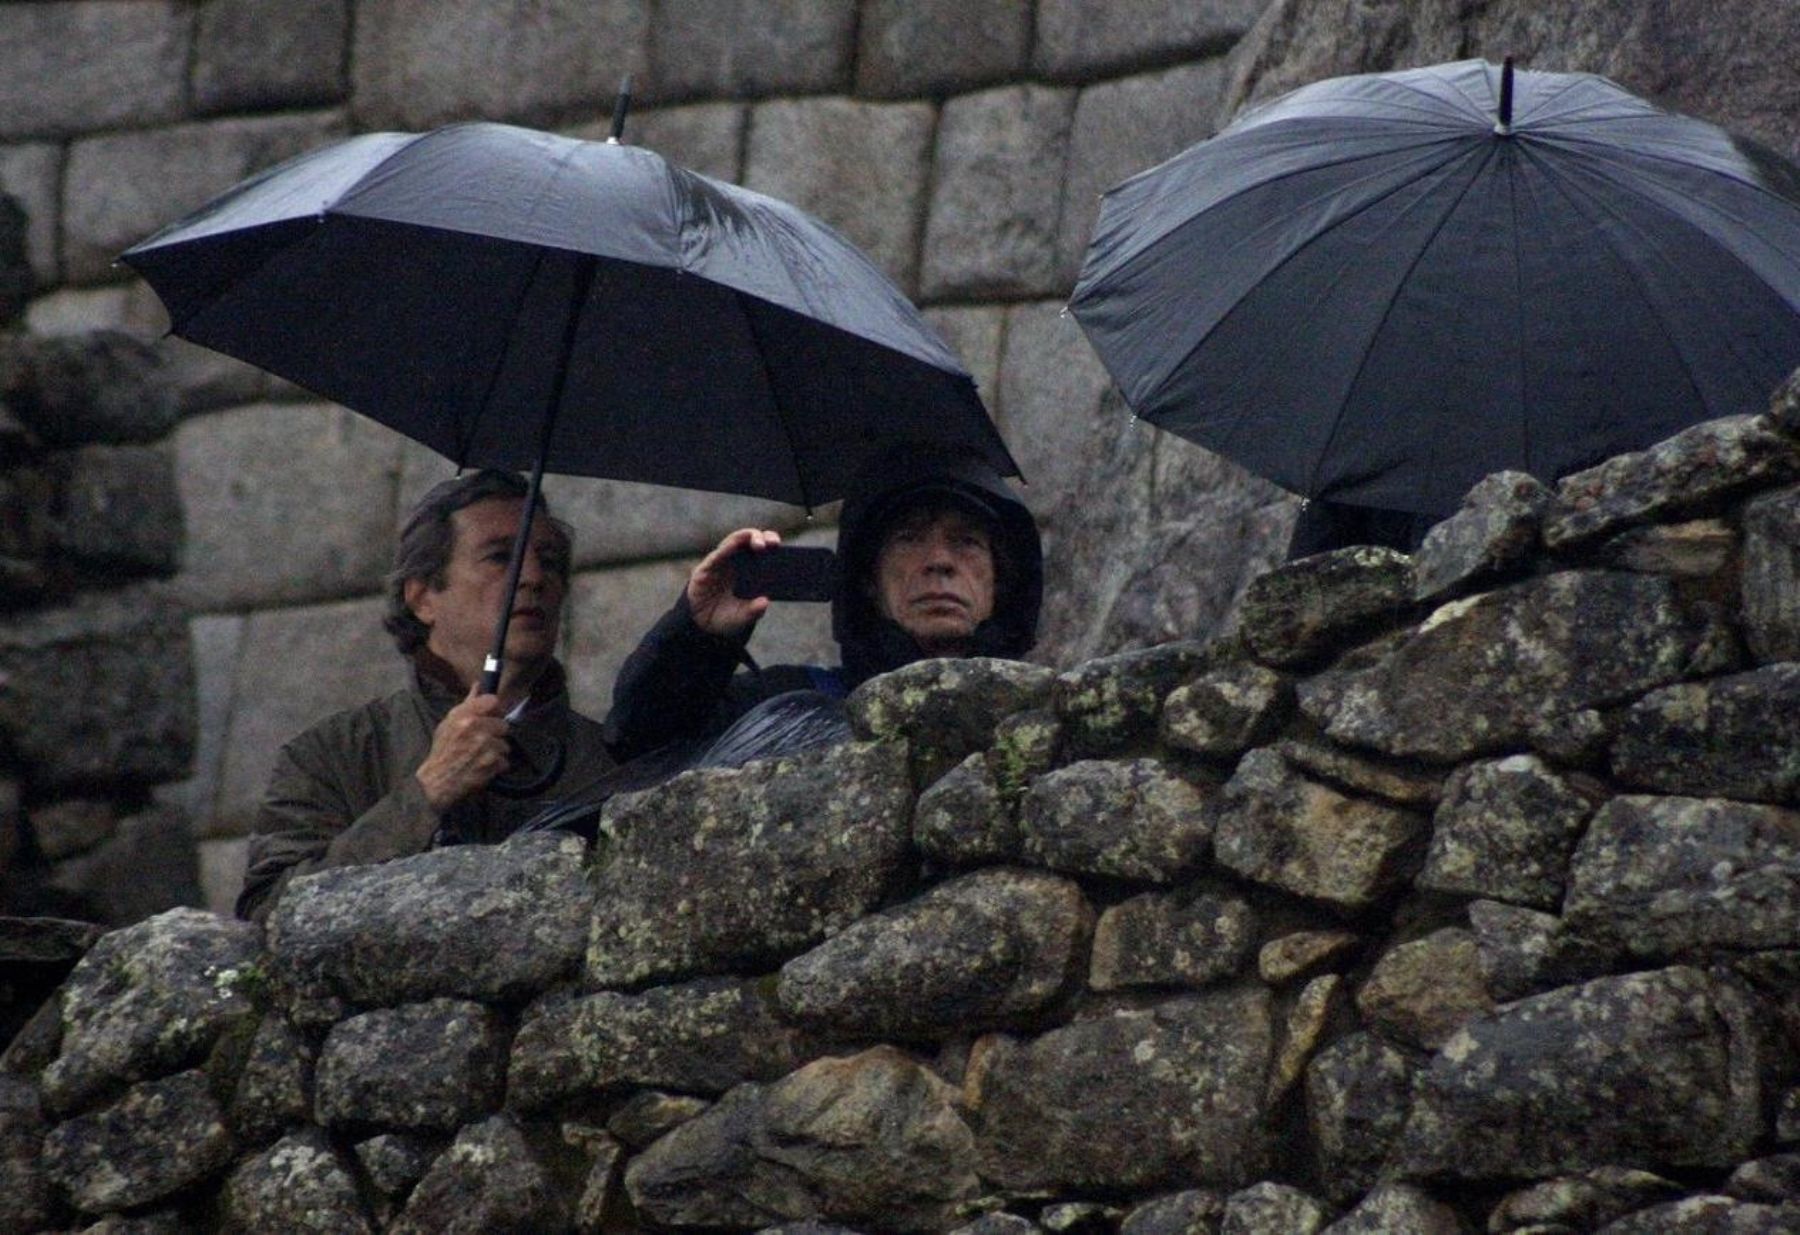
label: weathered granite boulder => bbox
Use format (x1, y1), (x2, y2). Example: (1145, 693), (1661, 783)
(1118, 1190), (1225, 1235)
(1740, 484), (1800, 662)
(607, 1090), (710, 1151)
(1563, 795), (1800, 958)
(267, 833), (591, 1010)
(778, 868), (1091, 1038)
(221, 1127), (373, 1235)
(0, 331), (179, 447)
(1089, 885), (1254, 991)
(626, 1046), (980, 1233)
(1267, 973), (1343, 1105)
(42, 1068), (236, 1213)
(1218, 1181), (1331, 1234)
(49, 443), (182, 579)
(968, 989), (1274, 1191)
(1272, 739), (1445, 809)
(1299, 571), (1734, 762)
(1595, 1195), (1799, 1233)
(588, 742), (912, 988)
(912, 753), (1016, 866)
(1485, 1167), (1684, 1234)
(1609, 664), (1800, 802)
(0, 1075), (51, 1233)
(1411, 471), (1550, 604)
(1306, 1031), (1418, 1203)
(388, 1115), (563, 1235)
(855, 0), (1030, 98)
(1160, 662), (1292, 759)
(848, 658), (1057, 787)
(225, 1013), (312, 1146)
(1595, 517), (1739, 578)
(1545, 416), (1800, 549)
(314, 999), (507, 1133)
(1354, 929), (1494, 1052)
(508, 977), (807, 1110)
(43, 908), (260, 1115)
(1467, 899), (1617, 1004)
(1394, 967), (1766, 1180)
(1238, 545), (1414, 667)
(1021, 758), (1213, 883)
(352, 1132), (438, 1222)
(1418, 756), (1598, 910)
(1320, 1184), (1462, 1234)
(1211, 748), (1427, 913)
(1054, 642), (1218, 757)
(1260, 929), (1361, 986)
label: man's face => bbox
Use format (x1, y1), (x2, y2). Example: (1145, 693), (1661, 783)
(870, 504), (997, 655)
(405, 497), (570, 684)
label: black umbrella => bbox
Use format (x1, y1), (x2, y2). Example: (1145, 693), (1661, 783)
(1070, 58), (1800, 519)
(122, 106), (1016, 695)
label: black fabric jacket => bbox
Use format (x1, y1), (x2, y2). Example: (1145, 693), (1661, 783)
(603, 445), (1043, 761)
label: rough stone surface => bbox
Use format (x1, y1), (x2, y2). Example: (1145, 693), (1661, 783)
(222, 1127), (372, 1235)
(353, 1132), (437, 1208)
(0, 1075), (51, 1233)
(44, 804), (205, 928)
(315, 999), (507, 1133)
(653, 0), (856, 100)
(173, 402), (403, 610)
(1395, 967), (1765, 1180)
(1597, 517), (1740, 577)
(1035, 0), (1268, 79)
(42, 1068), (236, 1213)
(1740, 484), (1800, 662)
(780, 867), (1090, 1038)
(1305, 1031), (1417, 1203)
(857, 0), (1031, 98)
(1266, 973), (1341, 1105)
(0, 2), (189, 140)
(1418, 756), (1598, 910)
(607, 1090), (712, 1150)
(1120, 1190), (1226, 1235)
(1546, 416), (1800, 549)
(1563, 795), (1800, 959)
(1161, 662), (1291, 758)
(912, 753), (1017, 867)
(1610, 664), (1800, 803)
(1258, 930), (1361, 986)
(1486, 1167), (1685, 1233)
(969, 989), (1274, 1191)
(43, 908), (260, 1116)
(1595, 1195), (1799, 1233)
(63, 111), (346, 284)
(1410, 471), (1550, 603)
(1211, 748), (1427, 913)
(1271, 739), (1445, 809)
(744, 96), (935, 292)
(602, 101), (747, 183)
(1089, 886), (1254, 991)
(626, 1046), (980, 1232)
(1054, 641), (1218, 756)
(351, 0), (650, 130)
(0, 331), (179, 447)
(268, 833), (592, 1007)
(0, 142), (59, 286)
(49, 444), (183, 578)
(1354, 928), (1494, 1051)
(389, 1115), (561, 1235)
(508, 977), (806, 1109)
(32, 799), (120, 865)
(1219, 1181), (1331, 1235)
(588, 742), (912, 987)
(849, 657), (1057, 787)
(227, 1013), (313, 1146)
(1319, 1184), (1463, 1234)
(1021, 758), (1213, 883)
(1239, 546), (1414, 667)
(921, 85), (1077, 300)
(192, 0), (349, 115)
(993, 299), (1118, 531)
(1299, 571), (1734, 762)
(1469, 899), (1616, 1004)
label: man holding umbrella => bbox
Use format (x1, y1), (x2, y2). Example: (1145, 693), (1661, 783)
(235, 470), (615, 922)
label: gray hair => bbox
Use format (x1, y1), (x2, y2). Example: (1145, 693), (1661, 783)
(383, 470), (570, 656)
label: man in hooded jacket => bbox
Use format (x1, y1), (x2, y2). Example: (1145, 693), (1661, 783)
(603, 442), (1043, 762)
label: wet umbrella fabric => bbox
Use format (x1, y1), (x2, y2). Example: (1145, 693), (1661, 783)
(123, 122), (1016, 512)
(1070, 59), (1800, 518)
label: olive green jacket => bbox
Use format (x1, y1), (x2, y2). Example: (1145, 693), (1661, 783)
(237, 657), (613, 922)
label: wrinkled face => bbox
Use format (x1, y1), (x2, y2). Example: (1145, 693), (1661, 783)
(870, 505), (996, 655)
(405, 497), (570, 684)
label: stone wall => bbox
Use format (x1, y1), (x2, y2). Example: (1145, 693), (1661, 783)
(7, 381), (1800, 1232)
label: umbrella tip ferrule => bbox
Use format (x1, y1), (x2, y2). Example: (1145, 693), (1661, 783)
(1496, 56), (1516, 134)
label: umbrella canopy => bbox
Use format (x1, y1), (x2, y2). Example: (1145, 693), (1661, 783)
(123, 120), (1016, 512)
(1070, 58), (1800, 518)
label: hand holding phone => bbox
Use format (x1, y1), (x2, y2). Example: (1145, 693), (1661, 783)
(731, 545), (838, 603)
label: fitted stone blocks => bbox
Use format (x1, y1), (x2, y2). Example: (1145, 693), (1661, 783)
(192, 0), (350, 115)
(0, 2), (190, 141)
(856, 0), (1032, 99)
(652, 0), (857, 101)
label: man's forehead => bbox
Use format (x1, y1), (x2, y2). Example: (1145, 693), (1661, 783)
(451, 498), (568, 548)
(885, 501), (993, 535)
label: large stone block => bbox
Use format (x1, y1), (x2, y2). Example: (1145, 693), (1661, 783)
(1305, 1031), (1417, 1203)
(1418, 755), (1597, 910)
(849, 656), (1057, 786)
(1611, 664), (1800, 802)
(0, 590), (196, 790)
(1022, 757), (1214, 882)
(0, 330), (180, 447)
(223, 1128), (372, 1235)
(856, 0), (1032, 99)
(923, 305), (1006, 410)
(1035, 0), (1268, 80)
(1299, 571), (1735, 762)
(921, 85), (1076, 300)
(62, 111), (347, 285)
(651, 0), (856, 100)
(156, 613), (243, 835)
(0, 2), (189, 141)
(1741, 485), (1800, 662)
(390, 1115), (562, 1234)
(1394, 967), (1766, 1179)
(193, 0), (348, 114)
(587, 741), (913, 987)
(315, 999), (508, 1132)
(1057, 59), (1231, 285)
(44, 804), (205, 929)
(1090, 885), (1254, 991)
(49, 443), (183, 578)
(212, 594), (405, 836)
(1564, 794), (1800, 959)
(743, 96), (935, 292)
(0, 142), (60, 285)
(1238, 544), (1414, 667)
(267, 833), (592, 1007)
(993, 300), (1119, 526)
(351, 0), (650, 130)
(969, 988), (1274, 1190)
(1354, 928), (1493, 1052)
(0, 1076), (51, 1233)
(41, 1068), (236, 1213)
(173, 402), (403, 610)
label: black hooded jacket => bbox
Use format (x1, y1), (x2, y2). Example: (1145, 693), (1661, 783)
(602, 444), (1043, 761)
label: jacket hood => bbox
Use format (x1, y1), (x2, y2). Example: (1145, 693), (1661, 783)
(831, 441), (1042, 686)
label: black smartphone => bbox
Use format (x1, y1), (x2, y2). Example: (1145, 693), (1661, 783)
(731, 545), (838, 602)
